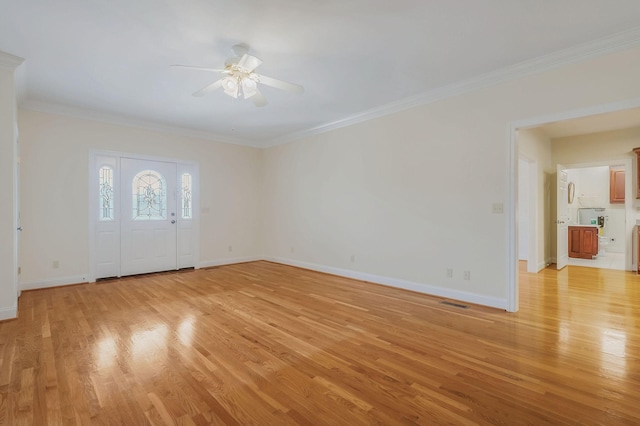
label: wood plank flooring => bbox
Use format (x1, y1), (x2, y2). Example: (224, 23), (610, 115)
(1, 261), (639, 425)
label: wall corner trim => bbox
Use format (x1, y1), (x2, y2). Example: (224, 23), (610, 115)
(0, 51), (24, 71)
(0, 306), (17, 321)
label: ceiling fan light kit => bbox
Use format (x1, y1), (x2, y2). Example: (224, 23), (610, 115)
(174, 44), (304, 107)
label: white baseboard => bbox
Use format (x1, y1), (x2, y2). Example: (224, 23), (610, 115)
(21, 275), (89, 292)
(198, 256), (263, 269)
(0, 306), (17, 321)
(538, 261), (550, 272)
(18, 256), (508, 310)
(264, 256), (508, 310)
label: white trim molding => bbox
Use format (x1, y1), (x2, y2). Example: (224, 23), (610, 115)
(21, 100), (263, 148)
(264, 257), (508, 310)
(199, 256), (263, 269)
(0, 306), (17, 321)
(21, 275), (89, 292)
(0, 51), (24, 71)
(267, 27), (640, 147)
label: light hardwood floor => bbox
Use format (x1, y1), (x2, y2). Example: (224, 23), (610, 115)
(1, 261), (639, 425)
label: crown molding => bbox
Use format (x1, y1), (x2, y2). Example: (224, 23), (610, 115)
(266, 26), (640, 147)
(19, 100), (264, 148)
(0, 51), (24, 71)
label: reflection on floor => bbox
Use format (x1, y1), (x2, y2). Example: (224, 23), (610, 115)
(568, 251), (625, 270)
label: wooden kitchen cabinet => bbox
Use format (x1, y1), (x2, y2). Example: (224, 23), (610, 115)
(609, 166), (625, 203)
(568, 226), (599, 259)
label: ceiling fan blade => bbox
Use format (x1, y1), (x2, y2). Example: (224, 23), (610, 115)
(237, 54), (263, 72)
(192, 79), (223, 97)
(171, 64), (226, 73)
(251, 89), (268, 107)
(231, 43), (249, 57)
(254, 73), (304, 94)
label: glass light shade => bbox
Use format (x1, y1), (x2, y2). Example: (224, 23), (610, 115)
(222, 76), (239, 98)
(241, 77), (257, 99)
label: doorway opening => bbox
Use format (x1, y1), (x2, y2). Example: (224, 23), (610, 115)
(508, 98), (640, 312)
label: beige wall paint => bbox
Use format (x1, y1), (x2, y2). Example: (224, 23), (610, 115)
(552, 126), (640, 165)
(15, 45), (640, 310)
(518, 128), (553, 270)
(262, 46), (640, 308)
(0, 67), (18, 319)
(18, 109), (263, 287)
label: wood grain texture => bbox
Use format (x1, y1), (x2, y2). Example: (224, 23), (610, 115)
(1, 261), (639, 425)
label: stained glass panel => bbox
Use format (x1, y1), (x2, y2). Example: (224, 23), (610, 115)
(132, 170), (167, 220)
(99, 166), (114, 221)
(181, 173), (192, 219)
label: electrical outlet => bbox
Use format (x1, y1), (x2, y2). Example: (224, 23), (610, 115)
(464, 270), (471, 280)
(446, 268), (453, 278)
(52, 260), (60, 269)
(291, 247), (295, 253)
(492, 203), (504, 214)
(228, 245), (232, 252)
(350, 255), (356, 263)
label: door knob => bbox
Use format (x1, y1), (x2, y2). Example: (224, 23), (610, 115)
(171, 220), (176, 224)
(17, 226), (23, 231)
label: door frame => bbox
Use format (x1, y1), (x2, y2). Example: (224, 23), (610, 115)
(518, 155), (539, 273)
(88, 150), (200, 282)
(507, 96), (640, 312)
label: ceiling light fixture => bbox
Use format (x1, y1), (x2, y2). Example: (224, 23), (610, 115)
(173, 44), (304, 107)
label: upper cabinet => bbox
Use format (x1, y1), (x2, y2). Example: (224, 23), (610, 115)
(609, 166), (625, 203)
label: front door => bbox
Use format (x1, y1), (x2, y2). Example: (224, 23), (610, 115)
(120, 158), (178, 276)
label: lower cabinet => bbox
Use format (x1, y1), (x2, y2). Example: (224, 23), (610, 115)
(568, 226), (599, 259)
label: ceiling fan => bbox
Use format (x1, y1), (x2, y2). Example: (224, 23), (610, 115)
(173, 44), (304, 107)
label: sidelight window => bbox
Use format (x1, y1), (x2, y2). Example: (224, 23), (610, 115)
(99, 166), (114, 221)
(181, 173), (192, 219)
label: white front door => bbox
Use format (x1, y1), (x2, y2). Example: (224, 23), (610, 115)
(120, 158), (178, 276)
(556, 164), (569, 270)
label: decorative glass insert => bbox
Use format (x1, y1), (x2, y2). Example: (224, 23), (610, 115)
(99, 166), (114, 221)
(181, 173), (192, 219)
(132, 170), (167, 220)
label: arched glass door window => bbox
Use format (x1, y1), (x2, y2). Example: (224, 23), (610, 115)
(99, 166), (114, 221)
(132, 170), (167, 220)
(181, 173), (192, 219)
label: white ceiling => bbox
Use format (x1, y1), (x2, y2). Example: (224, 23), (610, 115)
(2, 1), (640, 146)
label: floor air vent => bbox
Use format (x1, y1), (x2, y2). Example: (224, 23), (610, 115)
(440, 301), (468, 309)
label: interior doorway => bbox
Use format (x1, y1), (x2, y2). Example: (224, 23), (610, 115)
(508, 98), (640, 312)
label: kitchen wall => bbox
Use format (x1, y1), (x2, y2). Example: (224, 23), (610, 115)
(566, 166), (625, 253)
(18, 109), (264, 289)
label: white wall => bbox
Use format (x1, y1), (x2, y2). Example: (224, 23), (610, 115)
(518, 128), (553, 270)
(18, 109), (263, 288)
(262, 46), (640, 309)
(0, 60), (19, 319)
